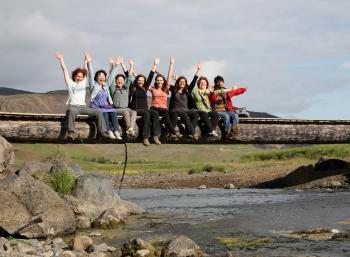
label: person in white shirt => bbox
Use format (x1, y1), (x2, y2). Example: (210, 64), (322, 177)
(55, 53), (109, 140)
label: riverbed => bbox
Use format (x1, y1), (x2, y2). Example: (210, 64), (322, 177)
(105, 188), (350, 256)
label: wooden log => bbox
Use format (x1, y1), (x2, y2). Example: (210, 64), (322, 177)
(0, 112), (350, 144)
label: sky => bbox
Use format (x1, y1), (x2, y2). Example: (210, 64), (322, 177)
(1, 0), (350, 119)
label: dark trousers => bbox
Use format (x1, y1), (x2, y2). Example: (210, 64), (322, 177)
(197, 111), (219, 134)
(102, 112), (119, 132)
(171, 110), (199, 135)
(150, 107), (176, 134)
(135, 109), (161, 138)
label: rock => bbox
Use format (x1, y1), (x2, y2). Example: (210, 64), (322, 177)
(89, 252), (107, 257)
(163, 235), (205, 257)
(0, 237), (13, 256)
(314, 156), (349, 170)
(73, 175), (145, 218)
(93, 243), (109, 252)
(330, 181), (343, 187)
(0, 136), (14, 180)
(73, 236), (93, 251)
(89, 232), (102, 237)
(18, 160), (52, 177)
(135, 249), (150, 257)
(121, 238), (155, 257)
(0, 173), (76, 238)
(107, 246), (116, 252)
(224, 184), (235, 189)
(16, 241), (37, 255)
(331, 232), (350, 241)
(52, 238), (69, 249)
(63, 195), (104, 229)
(57, 251), (77, 257)
(92, 208), (125, 229)
(197, 185), (207, 189)
(42, 250), (54, 257)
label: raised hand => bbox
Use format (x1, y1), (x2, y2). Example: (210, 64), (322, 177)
(129, 59), (134, 66)
(154, 57), (160, 65)
(170, 56), (175, 64)
(196, 62), (203, 70)
(84, 52), (92, 63)
(108, 58), (114, 65)
(55, 52), (64, 61)
(115, 56), (123, 65)
(171, 73), (177, 81)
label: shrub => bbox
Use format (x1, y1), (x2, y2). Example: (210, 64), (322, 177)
(50, 170), (76, 195)
(188, 168), (202, 174)
(202, 164), (214, 172)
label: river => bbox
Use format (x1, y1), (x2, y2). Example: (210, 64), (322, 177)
(108, 188), (350, 257)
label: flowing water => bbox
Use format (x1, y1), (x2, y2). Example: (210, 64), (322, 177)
(104, 188), (350, 256)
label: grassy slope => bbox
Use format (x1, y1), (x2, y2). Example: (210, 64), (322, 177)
(12, 144), (350, 176)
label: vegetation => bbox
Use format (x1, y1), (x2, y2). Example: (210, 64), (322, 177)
(217, 236), (272, 249)
(49, 170), (76, 195)
(240, 144), (350, 162)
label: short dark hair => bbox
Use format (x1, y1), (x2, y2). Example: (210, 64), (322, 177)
(115, 74), (126, 81)
(71, 68), (87, 81)
(94, 70), (107, 82)
(214, 75), (224, 86)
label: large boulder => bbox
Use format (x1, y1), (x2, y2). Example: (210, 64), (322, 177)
(162, 235), (205, 257)
(73, 175), (145, 218)
(121, 238), (156, 257)
(0, 173), (76, 238)
(0, 136), (14, 180)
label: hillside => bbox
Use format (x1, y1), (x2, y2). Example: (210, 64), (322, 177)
(0, 87), (276, 117)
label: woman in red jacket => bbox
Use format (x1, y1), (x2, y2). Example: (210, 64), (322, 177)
(210, 75), (247, 139)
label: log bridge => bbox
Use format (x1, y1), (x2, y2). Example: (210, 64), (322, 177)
(0, 112), (350, 144)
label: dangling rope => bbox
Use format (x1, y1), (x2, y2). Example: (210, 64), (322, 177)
(118, 143), (128, 195)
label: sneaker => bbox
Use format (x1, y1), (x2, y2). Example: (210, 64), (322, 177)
(229, 125), (239, 139)
(153, 136), (162, 145)
(66, 131), (76, 141)
(117, 126), (123, 136)
(107, 131), (116, 139)
(114, 131), (122, 140)
(127, 127), (136, 136)
(143, 138), (151, 146)
(208, 130), (219, 137)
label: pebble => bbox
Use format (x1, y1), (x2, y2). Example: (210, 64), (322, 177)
(197, 184), (207, 189)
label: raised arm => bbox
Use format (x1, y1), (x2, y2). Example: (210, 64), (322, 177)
(120, 57), (128, 76)
(108, 58), (114, 74)
(188, 62), (202, 92)
(84, 52), (94, 90)
(106, 56), (121, 88)
(166, 56), (175, 87)
(145, 57), (160, 89)
(55, 53), (70, 84)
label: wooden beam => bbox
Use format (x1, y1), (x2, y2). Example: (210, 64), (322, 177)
(0, 112), (350, 144)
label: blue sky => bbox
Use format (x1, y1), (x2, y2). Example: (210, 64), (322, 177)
(0, 0), (350, 119)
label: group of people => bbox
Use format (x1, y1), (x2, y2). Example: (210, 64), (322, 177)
(55, 53), (247, 146)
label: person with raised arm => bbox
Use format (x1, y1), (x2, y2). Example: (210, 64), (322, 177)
(191, 75), (220, 137)
(55, 52), (108, 140)
(129, 57), (162, 146)
(85, 53), (122, 140)
(168, 59), (199, 139)
(210, 76), (248, 138)
(109, 59), (137, 137)
(148, 56), (182, 138)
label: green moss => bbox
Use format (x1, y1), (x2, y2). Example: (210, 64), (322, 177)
(217, 236), (272, 249)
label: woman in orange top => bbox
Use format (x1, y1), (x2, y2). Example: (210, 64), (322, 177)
(149, 57), (181, 138)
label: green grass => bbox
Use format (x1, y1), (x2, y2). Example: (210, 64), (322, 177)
(49, 170), (76, 195)
(12, 143), (350, 176)
(240, 144), (350, 162)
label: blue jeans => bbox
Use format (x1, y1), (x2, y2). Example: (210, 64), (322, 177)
(102, 111), (119, 132)
(218, 111), (239, 132)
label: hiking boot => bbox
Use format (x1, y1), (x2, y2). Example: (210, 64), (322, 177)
(186, 134), (195, 139)
(143, 138), (151, 146)
(175, 131), (183, 138)
(107, 131), (116, 139)
(229, 125), (239, 139)
(114, 131), (122, 140)
(153, 136), (162, 145)
(66, 131), (76, 141)
(169, 133), (178, 139)
(127, 127), (136, 136)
